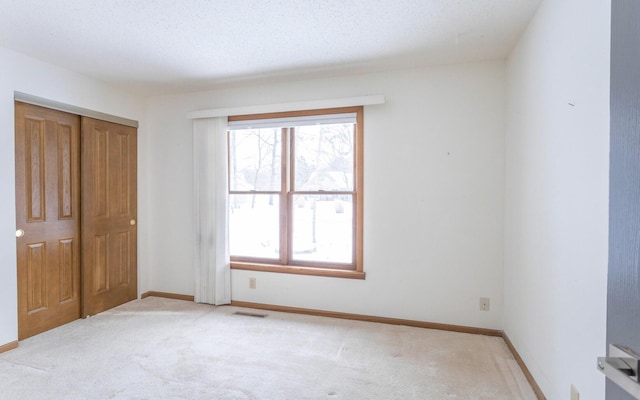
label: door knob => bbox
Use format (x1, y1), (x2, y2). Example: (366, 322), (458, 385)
(16, 229), (24, 238)
(130, 219), (136, 226)
(598, 344), (640, 399)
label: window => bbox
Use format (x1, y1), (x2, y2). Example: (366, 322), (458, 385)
(228, 107), (364, 279)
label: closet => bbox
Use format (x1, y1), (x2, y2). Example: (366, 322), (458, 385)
(14, 101), (137, 339)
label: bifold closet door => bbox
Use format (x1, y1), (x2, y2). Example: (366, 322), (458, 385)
(81, 117), (137, 316)
(15, 102), (81, 340)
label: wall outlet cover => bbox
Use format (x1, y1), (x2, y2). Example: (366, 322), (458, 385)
(479, 297), (490, 311)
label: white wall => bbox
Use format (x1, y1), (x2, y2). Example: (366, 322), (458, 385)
(504, 1), (610, 399)
(146, 61), (506, 329)
(0, 47), (146, 347)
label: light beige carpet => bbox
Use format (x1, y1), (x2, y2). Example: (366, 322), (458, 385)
(0, 297), (537, 400)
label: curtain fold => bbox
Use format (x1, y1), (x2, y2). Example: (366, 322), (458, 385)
(193, 117), (231, 305)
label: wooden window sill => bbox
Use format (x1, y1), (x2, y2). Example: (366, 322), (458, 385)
(231, 262), (365, 280)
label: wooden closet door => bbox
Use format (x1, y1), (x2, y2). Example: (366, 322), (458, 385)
(15, 102), (81, 340)
(81, 117), (137, 316)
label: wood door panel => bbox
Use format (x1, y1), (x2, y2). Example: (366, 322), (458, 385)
(115, 132), (131, 216)
(93, 127), (108, 217)
(114, 230), (131, 286)
(26, 117), (46, 222)
(16, 102), (81, 339)
(93, 234), (109, 293)
(26, 242), (47, 313)
(82, 117), (137, 316)
(57, 124), (74, 219)
(58, 238), (75, 303)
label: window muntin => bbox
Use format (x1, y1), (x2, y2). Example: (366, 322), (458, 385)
(228, 107), (363, 274)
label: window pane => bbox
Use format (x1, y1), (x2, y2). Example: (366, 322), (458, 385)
(229, 129), (281, 191)
(291, 194), (353, 264)
(293, 124), (354, 191)
(229, 194), (279, 259)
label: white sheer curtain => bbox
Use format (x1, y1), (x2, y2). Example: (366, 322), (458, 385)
(193, 117), (231, 305)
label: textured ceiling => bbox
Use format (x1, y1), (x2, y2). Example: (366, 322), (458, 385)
(0, 0), (541, 96)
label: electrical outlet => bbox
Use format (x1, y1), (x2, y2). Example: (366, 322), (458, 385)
(479, 297), (490, 311)
(570, 384), (579, 400)
(249, 277), (257, 289)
